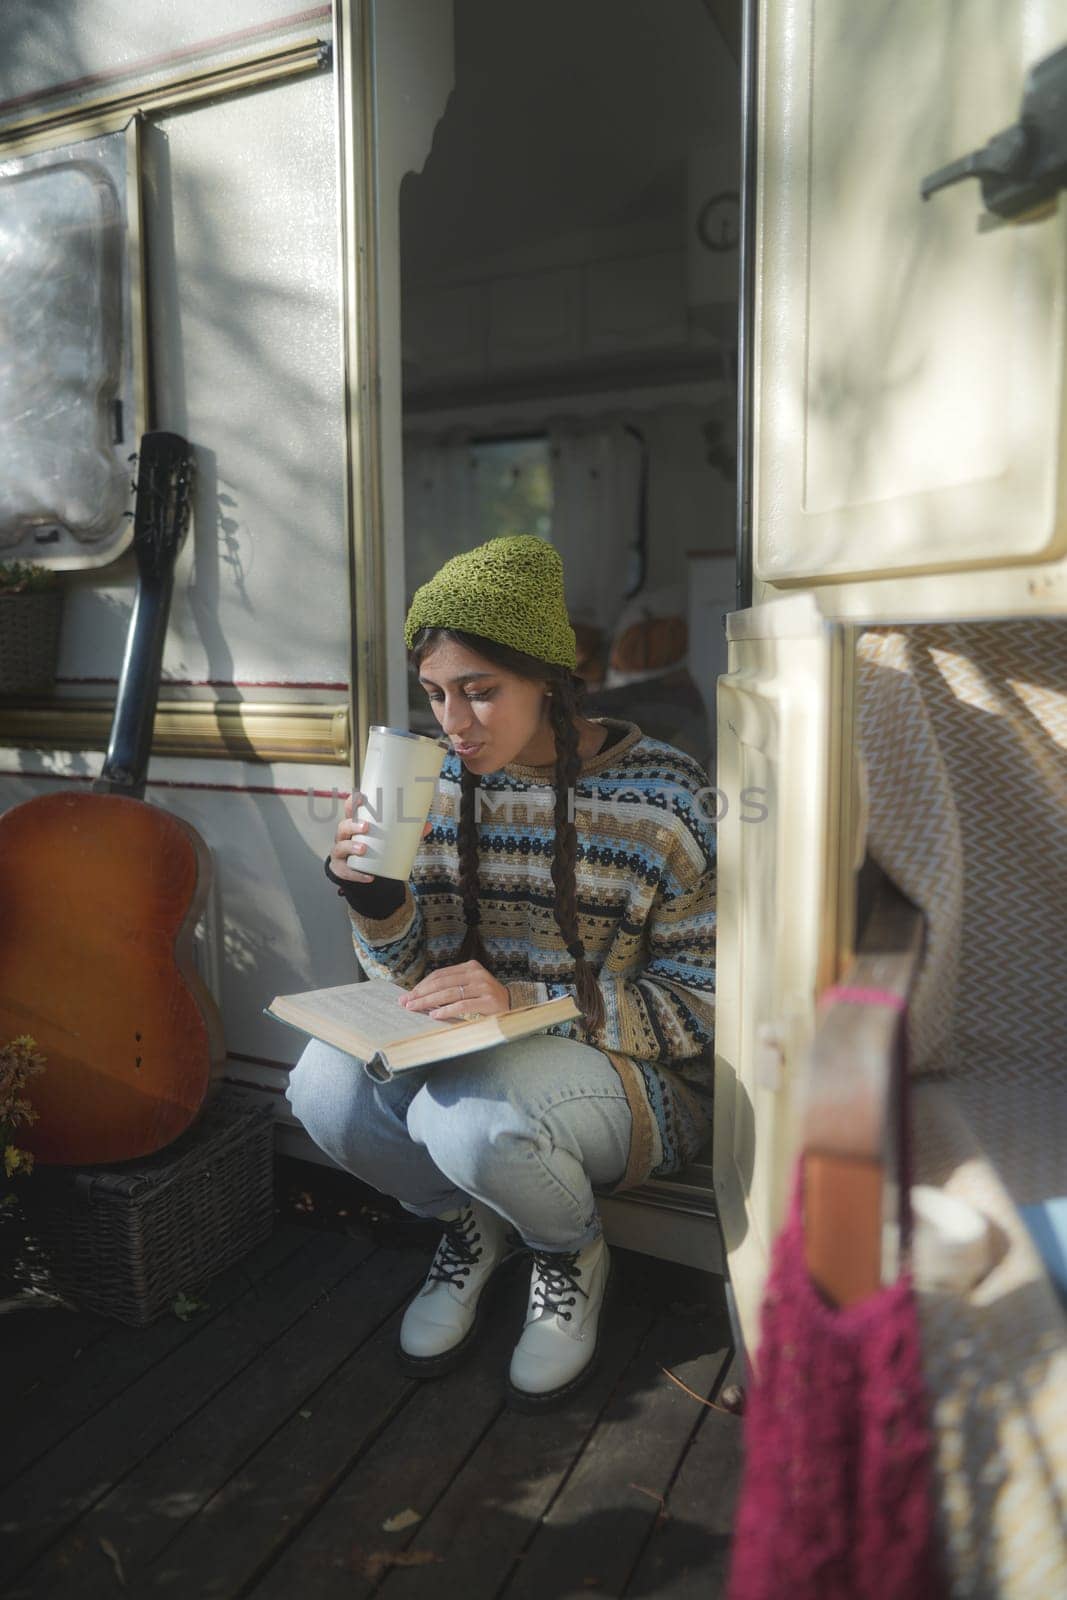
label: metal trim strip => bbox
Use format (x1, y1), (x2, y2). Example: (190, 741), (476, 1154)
(0, 699), (350, 764)
(333, 0), (388, 776)
(0, 37), (331, 155)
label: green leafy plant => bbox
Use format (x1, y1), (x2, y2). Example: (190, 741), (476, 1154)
(0, 1035), (45, 1206)
(172, 1291), (208, 1320)
(0, 562), (59, 597)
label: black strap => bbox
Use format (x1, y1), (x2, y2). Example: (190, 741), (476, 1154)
(323, 854), (406, 919)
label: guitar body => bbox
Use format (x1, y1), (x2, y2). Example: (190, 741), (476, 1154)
(0, 792), (225, 1163)
(0, 433), (225, 1164)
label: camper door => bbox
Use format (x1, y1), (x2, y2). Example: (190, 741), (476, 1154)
(716, 1), (1067, 1346)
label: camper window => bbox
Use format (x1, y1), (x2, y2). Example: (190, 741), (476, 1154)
(0, 128), (140, 566)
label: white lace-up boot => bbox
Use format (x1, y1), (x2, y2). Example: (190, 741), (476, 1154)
(397, 1198), (515, 1374)
(506, 1234), (611, 1409)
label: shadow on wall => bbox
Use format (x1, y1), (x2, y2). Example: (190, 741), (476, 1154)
(144, 124), (353, 1015)
(144, 104), (345, 683)
(0, 2), (88, 107)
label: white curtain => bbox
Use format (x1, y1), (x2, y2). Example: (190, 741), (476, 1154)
(547, 420), (643, 633)
(402, 421), (643, 636)
(402, 432), (481, 607)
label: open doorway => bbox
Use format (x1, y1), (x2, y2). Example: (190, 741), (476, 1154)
(398, 0), (740, 772)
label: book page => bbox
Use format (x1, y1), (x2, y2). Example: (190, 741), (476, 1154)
(388, 991), (581, 1070)
(272, 980), (450, 1052)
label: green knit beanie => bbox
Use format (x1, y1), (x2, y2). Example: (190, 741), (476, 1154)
(404, 535), (577, 670)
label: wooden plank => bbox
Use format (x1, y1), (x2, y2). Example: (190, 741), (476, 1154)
(4, 1235), (741, 1600)
(369, 1250), (677, 1600)
(0, 1228), (370, 1593)
(15, 1242), (430, 1600)
(188, 1258), (531, 1600)
(1, 1298), (113, 1406)
(623, 1404), (744, 1600)
(1, 1223), (308, 1493)
(496, 1282), (731, 1597)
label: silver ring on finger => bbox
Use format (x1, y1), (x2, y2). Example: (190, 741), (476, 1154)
(459, 984), (465, 999)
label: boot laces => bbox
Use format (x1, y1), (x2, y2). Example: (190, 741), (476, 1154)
(529, 1247), (588, 1323)
(426, 1208), (483, 1288)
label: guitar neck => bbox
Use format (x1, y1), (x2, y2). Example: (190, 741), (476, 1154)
(93, 432), (194, 801)
(96, 569), (174, 799)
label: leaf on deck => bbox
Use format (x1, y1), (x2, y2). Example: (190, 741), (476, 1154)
(97, 1536), (126, 1588)
(172, 1292), (208, 1321)
(363, 1548), (443, 1581)
(382, 1507), (423, 1533)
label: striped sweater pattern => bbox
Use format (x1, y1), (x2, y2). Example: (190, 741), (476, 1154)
(346, 719), (716, 1190)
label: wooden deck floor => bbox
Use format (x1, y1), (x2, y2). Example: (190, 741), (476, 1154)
(1, 1163), (742, 1600)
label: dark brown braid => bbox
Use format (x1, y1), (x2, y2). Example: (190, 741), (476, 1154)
(547, 678), (606, 1035)
(456, 761), (492, 967)
(409, 625), (606, 1035)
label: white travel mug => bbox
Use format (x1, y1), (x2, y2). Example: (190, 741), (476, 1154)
(351, 726), (446, 881)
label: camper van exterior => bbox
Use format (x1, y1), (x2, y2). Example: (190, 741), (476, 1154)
(1, 0), (1064, 1351)
(3, 5), (1067, 1590)
(0, 0), (729, 1271)
(0, 4), (453, 1174)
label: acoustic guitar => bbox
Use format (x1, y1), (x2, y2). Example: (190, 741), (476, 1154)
(0, 432), (225, 1164)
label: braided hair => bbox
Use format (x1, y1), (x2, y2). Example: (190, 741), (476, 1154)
(410, 626), (606, 1035)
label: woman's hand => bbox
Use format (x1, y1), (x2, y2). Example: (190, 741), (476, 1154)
(330, 792), (431, 884)
(400, 960), (511, 1021)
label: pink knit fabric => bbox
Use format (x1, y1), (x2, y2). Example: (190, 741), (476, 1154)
(818, 985), (908, 1013)
(728, 994), (943, 1599)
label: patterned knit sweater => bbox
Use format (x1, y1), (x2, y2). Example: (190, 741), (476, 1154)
(345, 719), (716, 1191)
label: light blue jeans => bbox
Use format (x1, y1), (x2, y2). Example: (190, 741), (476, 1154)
(283, 1033), (634, 1251)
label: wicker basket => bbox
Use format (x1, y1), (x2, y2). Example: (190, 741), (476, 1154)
(2, 1088), (276, 1325)
(0, 588), (64, 695)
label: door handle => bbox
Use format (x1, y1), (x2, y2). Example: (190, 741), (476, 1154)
(920, 41), (1067, 221)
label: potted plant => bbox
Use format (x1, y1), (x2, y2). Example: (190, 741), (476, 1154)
(1, 1034), (43, 1189)
(0, 1035), (46, 1302)
(0, 560), (64, 695)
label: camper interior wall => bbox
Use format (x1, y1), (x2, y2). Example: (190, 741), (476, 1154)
(395, 0), (740, 757)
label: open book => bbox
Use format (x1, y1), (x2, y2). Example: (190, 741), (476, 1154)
(266, 977), (580, 1081)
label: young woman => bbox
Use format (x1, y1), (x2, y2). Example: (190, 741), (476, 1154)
(285, 535), (716, 1410)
